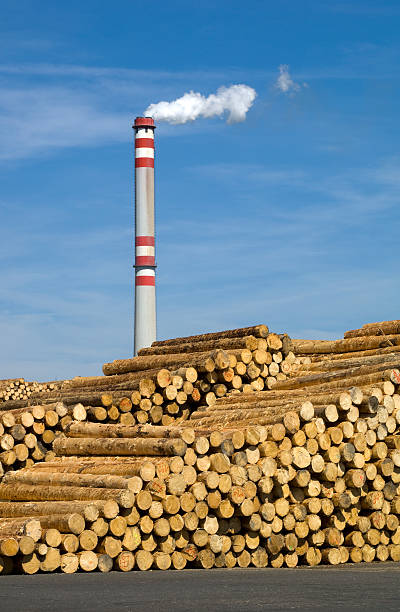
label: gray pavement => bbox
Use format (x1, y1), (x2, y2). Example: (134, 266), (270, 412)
(0, 563), (398, 612)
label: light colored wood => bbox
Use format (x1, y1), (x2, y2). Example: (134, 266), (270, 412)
(4, 470), (137, 491)
(21, 552), (40, 574)
(78, 550), (98, 572)
(0, 484), (134, 508)
(103, 351), (223, 376)
(135, 550), (153, 571)
(61, 552), (79, 573)
(40, 547), (61, 572)
(0, 500), (115, 519)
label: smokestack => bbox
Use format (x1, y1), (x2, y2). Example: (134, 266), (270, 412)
(133, 117), (156, 355)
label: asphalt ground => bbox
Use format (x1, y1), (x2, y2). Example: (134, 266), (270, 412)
(1, 562), (398, 612)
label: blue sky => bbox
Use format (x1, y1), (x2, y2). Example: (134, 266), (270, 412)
(1, 0), (400, 380)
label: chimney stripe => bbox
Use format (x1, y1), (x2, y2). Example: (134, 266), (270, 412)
(135, 255), (155, 266)
(136, 236), (155, 246)
(135, 245), (154, 257)
(136, 268), (155, 277)
(136, 128), (154, 139)
(135, 138), (154, 148)
(136, 276), (156, 286)
(135, 158), (154, 168)
(135, 148), (154, 159)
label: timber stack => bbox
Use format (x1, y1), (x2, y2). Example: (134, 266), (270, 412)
(0, 325), (296, 476)
(0, 320), (400, 573)
(0, 325), (294, 477)
(0, 379), (61, 403)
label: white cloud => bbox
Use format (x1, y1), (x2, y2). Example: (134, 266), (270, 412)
(275, 64), (304, 94)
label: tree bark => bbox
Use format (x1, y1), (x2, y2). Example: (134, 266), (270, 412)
(53, 437), (186, 457)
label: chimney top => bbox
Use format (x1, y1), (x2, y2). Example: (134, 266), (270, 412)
(134, 116), (156, 129)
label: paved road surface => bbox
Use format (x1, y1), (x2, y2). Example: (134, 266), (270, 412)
(1, 563), (398, 612)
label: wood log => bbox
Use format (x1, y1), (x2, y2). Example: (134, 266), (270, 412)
(139, 336), (260, 356)
(293, 335), (400, 355)
(0, 484), (134, 507)
(273, 362), (400, 391)
(0, 518), (41, 541)
(310, 345), (400, 362)
(345, 321), (400, 339)
(60, 552), (79, 574)
(103, 351), (223, 376)
(0, 500), (116, 519)
(53, 437), (186, 457)
(78, 551), (98, 572)
(151, 325), (269, 348)
(3, 470), (138, 491)
(31, 456), (171, 477)
(12, 391), (133, 408)
(135, 550), (153, 570)
(296, 352), (400, 374)
(65, 422), (195, 444)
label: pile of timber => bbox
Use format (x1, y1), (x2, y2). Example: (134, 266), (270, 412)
(0, 402), (88, 477)
(187, 319), (400, 430)
(0, 326), (294, 416)
(0, 325), (296, 478)
(1, 320), (400, 573)
(0, 320), (399, 481)
(0, 379), (61, 403)
(0, 366), (400, 573)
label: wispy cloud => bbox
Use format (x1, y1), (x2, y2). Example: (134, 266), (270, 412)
(191, 163), (307, 185)
(275, 64), (306, 95)
(1, 57), (399, 162)
(0, 86), (130, 160)
(0, 63), (245, 161)
(1, 156), (400, 378)
(0, 63), (241, 81)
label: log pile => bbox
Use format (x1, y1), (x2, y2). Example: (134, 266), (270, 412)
(0, 325), (295, 421)
(0, 368), (400, 573)
(187, 320), (400, 430)
(0, 379), (60, 403)
(0, 325), (296, 478)
(0, 320), (400, 574)
(0, 401), (83, 477)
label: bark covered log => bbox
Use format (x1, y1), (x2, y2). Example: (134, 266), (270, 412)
(151, 325), (269, 348)
(53, 437), (187, 457)
(293, 335), (400, 355)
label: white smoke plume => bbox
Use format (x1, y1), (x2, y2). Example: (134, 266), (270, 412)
(275, 64), (301, 94)
(145, 84), (256, 125)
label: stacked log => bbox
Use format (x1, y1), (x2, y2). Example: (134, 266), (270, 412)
(187, 322), (400, 430)
(0, 401), (87, 476)
(292, 334), (400, 356)
(0, 364), (399, 573)
(0, 380), (61, 403)
(1, 320), (400, 574)
(0, 326), (297, 478)
(0, 328), (296, 426)
(344, 321), (400, 339)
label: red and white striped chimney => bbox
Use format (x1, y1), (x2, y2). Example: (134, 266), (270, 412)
(133, 117), (156, 355)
